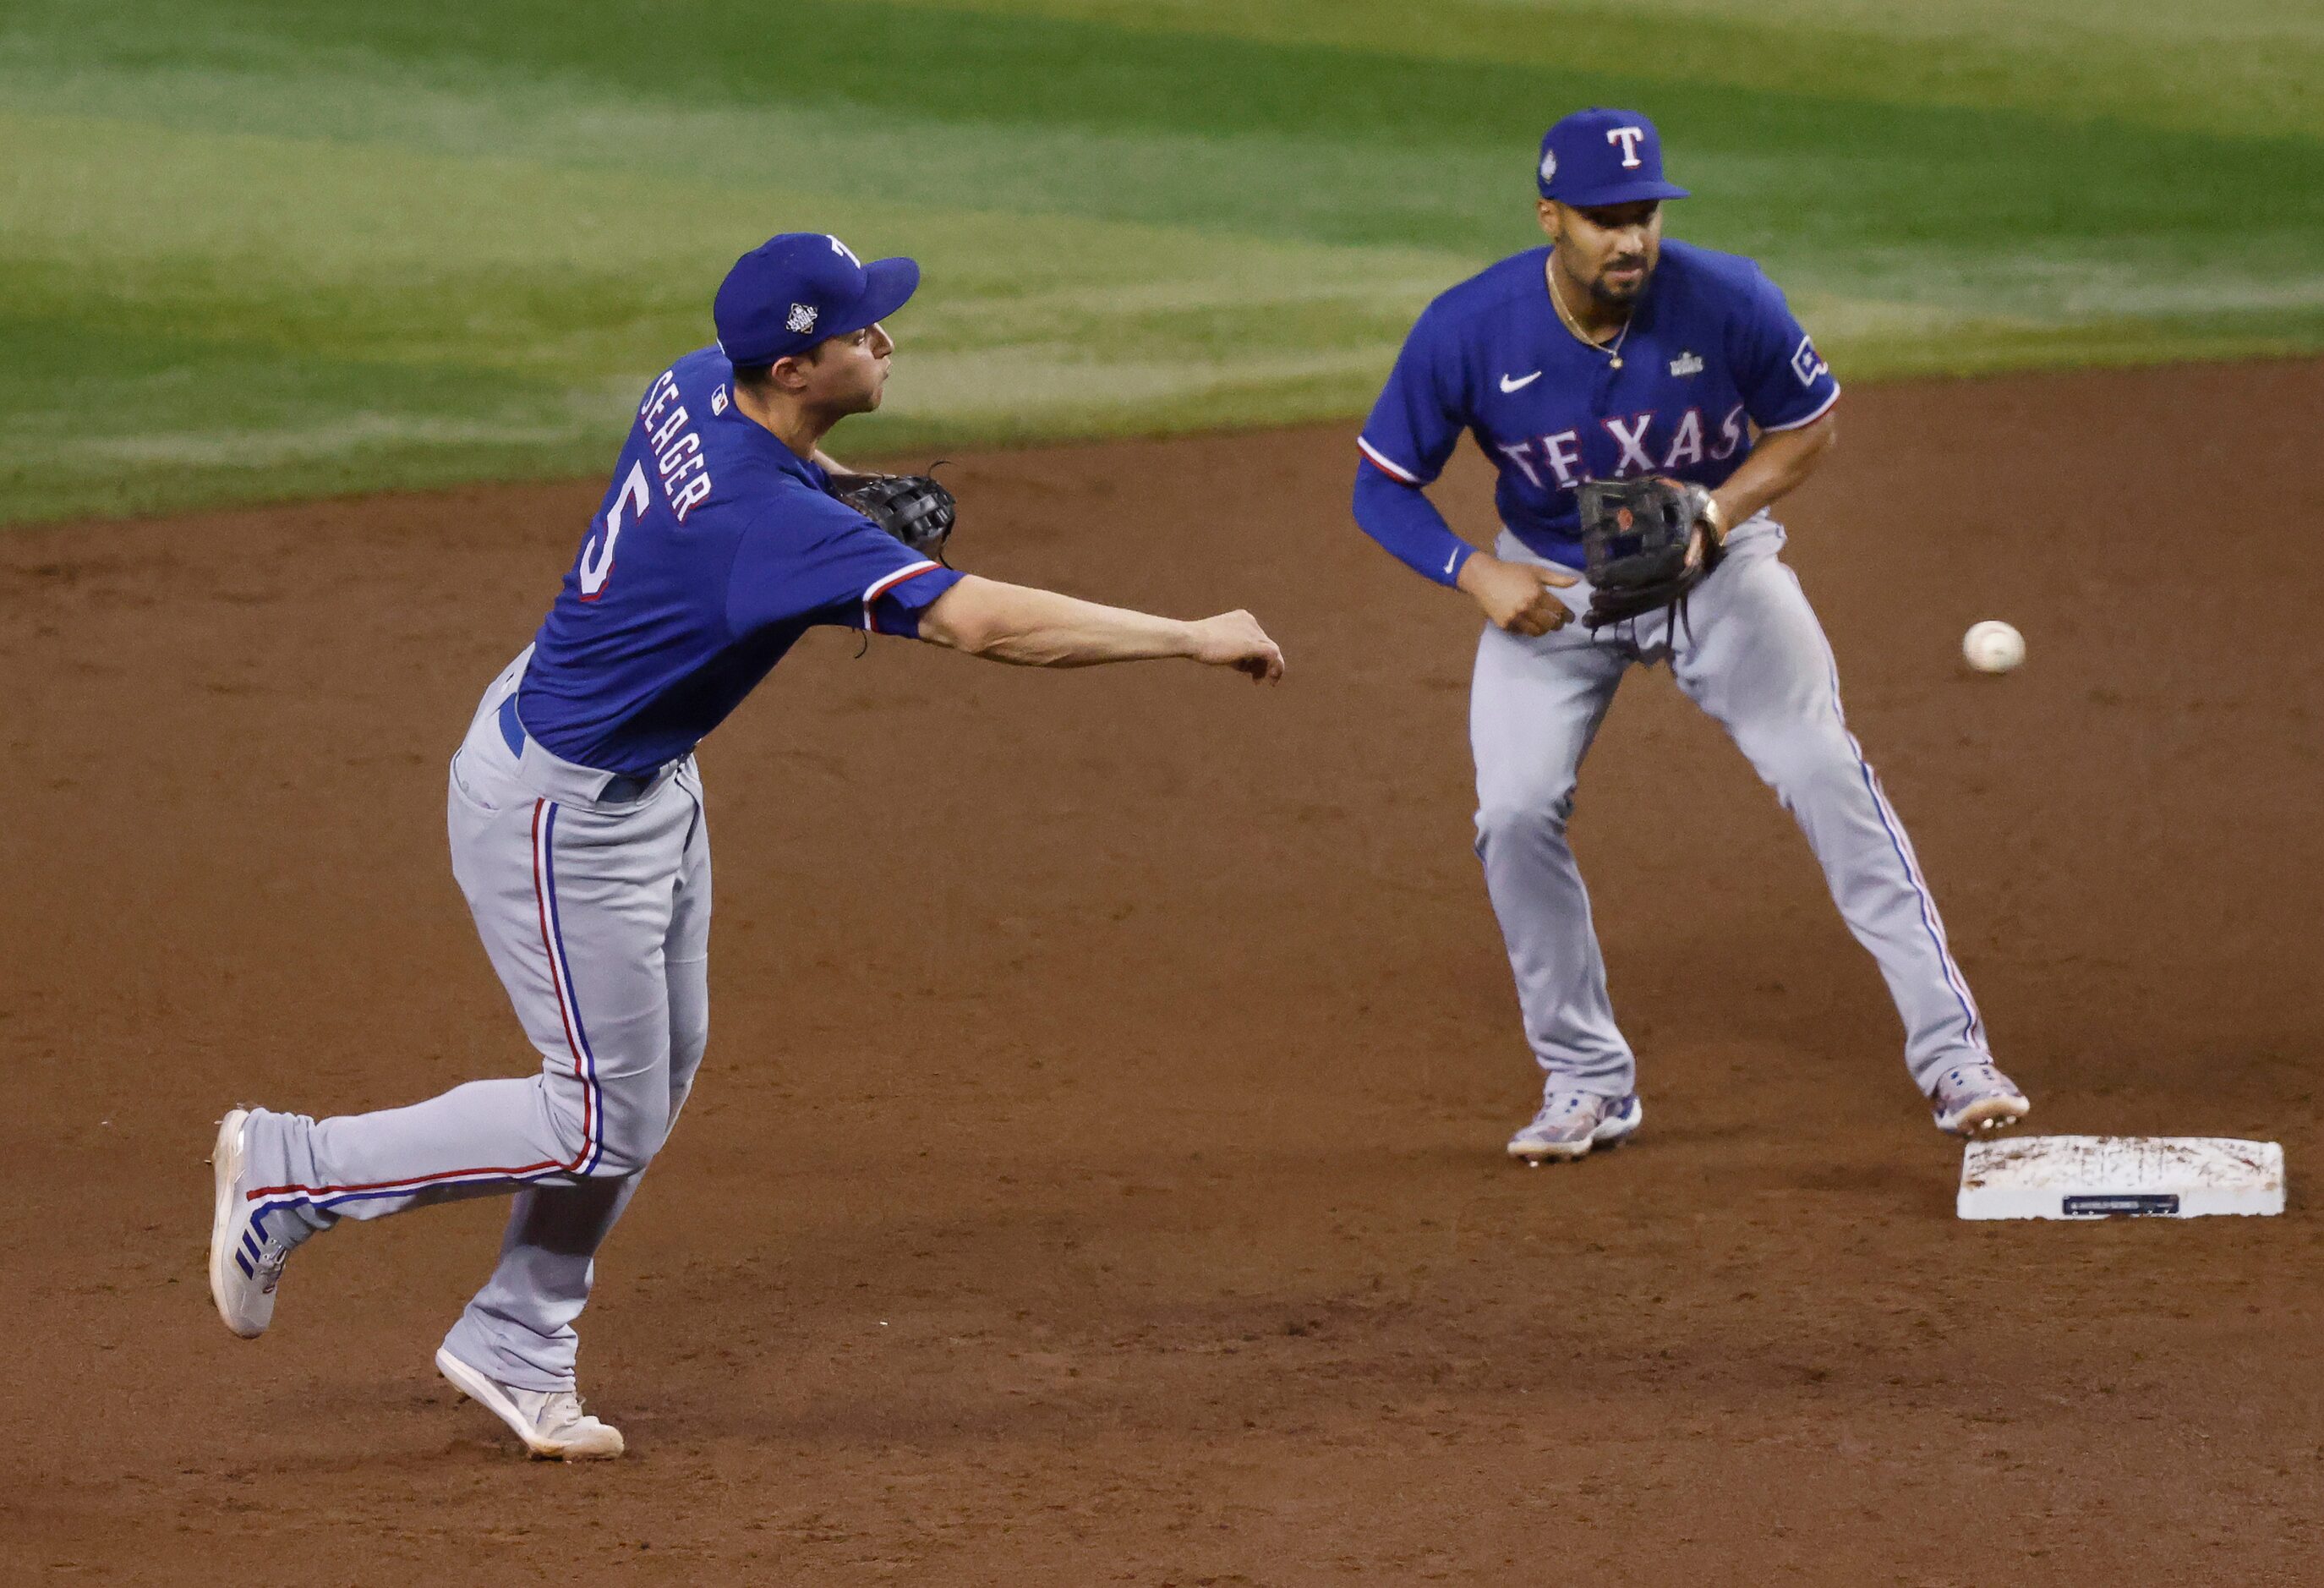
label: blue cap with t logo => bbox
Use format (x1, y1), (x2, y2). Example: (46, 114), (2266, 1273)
(713, 233), (920, 367)
(1535, 109), (1690, 207)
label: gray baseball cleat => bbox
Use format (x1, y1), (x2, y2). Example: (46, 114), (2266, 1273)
(435, 1346), (626, 1460)
(1929, 1061), (2031, 1136)
(1506, 1089), (1643, 1165)
(208, 1109), (301, 1339)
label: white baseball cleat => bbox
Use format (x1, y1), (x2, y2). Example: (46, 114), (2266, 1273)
(208, 1109), (299, 1339)
(1506, 1090), (1643, 1164)
(1929, 1061), (2031, 1136)
(435, 1346), (626, 1460)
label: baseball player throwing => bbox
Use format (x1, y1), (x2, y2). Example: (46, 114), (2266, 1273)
(207, 233), (1283, 1457)
(1351, 109), (2029, 1164)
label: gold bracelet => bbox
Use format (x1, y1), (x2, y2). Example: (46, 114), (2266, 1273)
(1701, 496), (1727, 544)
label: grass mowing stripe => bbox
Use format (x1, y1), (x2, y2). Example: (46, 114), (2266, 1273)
(18, 0), (2324, 169)
(7, 46), (2317, 265)
(14, 6), (2321, 259)
(0, 109), (1475, 347)
(14, 100), (2316, 368)
(872, 0), (2324, 141)
(0, 312), (616, 523)
(0, 58), (1550, 260)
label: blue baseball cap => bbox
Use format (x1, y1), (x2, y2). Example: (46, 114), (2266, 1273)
(713, 233), (920, 366)
(1535, 108), (1689, 207)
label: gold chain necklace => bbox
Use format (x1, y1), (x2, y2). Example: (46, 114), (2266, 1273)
(1547, 259), (1632, 371)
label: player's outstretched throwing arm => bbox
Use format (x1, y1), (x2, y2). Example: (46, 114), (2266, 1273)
(821, 452), (1278, 678)
(917, 577), (1282, 680)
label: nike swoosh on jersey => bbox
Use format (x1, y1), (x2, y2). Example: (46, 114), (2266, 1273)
(1499, 371), (1543, 392)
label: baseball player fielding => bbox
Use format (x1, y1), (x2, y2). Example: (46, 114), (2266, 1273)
(1351, 108), (2031, 1164)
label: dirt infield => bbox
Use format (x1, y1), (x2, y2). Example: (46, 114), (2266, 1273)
(5, 359), (2321, 1585)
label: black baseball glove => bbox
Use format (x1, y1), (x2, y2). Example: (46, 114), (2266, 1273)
(834, 469), (955, 563)
(1577, 477), (1720, 630)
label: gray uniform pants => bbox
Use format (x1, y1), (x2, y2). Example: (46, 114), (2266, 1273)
(242, 652), (710, 1391)
(1473, 520), (1987, 1098)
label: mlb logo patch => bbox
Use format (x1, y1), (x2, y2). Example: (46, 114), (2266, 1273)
(786, 302), (819, 336)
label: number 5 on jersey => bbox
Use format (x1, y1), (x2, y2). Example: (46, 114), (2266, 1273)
(580, 461), (650, 601)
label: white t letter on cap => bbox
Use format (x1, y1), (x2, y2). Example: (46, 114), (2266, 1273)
(1606, 126), (1646, 167)
(828, 234), (861, 267)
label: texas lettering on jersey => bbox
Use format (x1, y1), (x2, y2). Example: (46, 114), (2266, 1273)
(1493, 402), (1748, 491)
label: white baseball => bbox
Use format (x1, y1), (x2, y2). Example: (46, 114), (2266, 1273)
(1962, 620), (2025, 674)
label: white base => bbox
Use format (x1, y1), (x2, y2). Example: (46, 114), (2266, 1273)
(1958, 1135), (2285, 1220)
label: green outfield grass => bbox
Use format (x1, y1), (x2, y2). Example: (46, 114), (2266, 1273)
(4, 0), (2321, 523)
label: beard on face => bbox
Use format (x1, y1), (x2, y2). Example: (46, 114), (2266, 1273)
(1590, 255), (1652, 304)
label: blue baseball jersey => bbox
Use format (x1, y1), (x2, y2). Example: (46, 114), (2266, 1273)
(1357, 239), (1839, 574)
(516, 346), (963, 777)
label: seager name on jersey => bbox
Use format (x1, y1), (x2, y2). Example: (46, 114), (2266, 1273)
(637, 369), (714, 523)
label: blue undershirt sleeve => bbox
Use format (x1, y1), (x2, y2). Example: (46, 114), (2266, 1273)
(1351, 300), (1478, 589)
(1352, 463), (1477, 589)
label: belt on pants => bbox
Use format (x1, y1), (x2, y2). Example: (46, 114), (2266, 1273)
(498, 693), (660, 803)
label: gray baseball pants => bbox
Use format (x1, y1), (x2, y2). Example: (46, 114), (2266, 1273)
(239, 650), (709, 1391)
(1472, 519), (1988, 1099)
